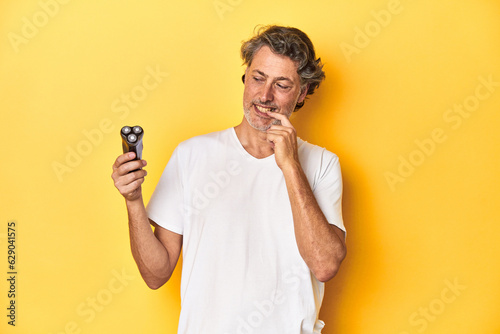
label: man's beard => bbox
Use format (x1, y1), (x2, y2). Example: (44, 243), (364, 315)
(243, 100), (293, 131)
(243, 108), (280, 131)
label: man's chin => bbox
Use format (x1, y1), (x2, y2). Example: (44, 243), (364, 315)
(247, 117), (272, 131)
(243, 109), (282, 131)
(249, 121), (272, 132)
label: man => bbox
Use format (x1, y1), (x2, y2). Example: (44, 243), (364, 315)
(112, 25), (346, 333)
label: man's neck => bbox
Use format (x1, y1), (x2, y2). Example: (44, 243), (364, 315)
(234, 118), (274, 159)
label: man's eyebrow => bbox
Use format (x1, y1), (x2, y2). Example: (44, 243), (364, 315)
(252, 70), (294, 83)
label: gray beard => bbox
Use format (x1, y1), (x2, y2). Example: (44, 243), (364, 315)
(243, 107), (282, 131)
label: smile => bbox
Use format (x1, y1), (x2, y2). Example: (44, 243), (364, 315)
(254, 104), (277, 118)
(255, 105), (275, 112)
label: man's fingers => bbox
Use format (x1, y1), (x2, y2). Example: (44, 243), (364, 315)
(267, 126), (294, 135)
(111, 153), (148, 201)
(114, 169), (147, 190)
(266, 131), (290, 150)
(266, 111), (293, 128)
(266, 127), (296, 145)
(116, 159), (147, 176)
(121, 167), (147, 183)
(118, 177), (145, 196)
(122, 169), (147, 185)
(266, 130), (286, 141)
(113, 152), (136, 169)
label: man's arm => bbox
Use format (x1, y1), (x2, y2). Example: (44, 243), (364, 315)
(265, 113), (347, 282)
(280, 163), (346, 282)
(112, 152), (182, 289)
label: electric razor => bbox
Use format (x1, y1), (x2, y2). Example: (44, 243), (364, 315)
(121, 126), (144, 160)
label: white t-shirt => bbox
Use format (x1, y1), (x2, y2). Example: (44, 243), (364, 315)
(147, 128), (344, 334)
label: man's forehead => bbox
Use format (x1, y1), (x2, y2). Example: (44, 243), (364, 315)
(248, 46), (300, 81)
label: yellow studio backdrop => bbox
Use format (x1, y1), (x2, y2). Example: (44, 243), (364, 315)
(1, 0), (499, 333)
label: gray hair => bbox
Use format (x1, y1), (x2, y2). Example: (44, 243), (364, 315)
(241, 25), (325, 110)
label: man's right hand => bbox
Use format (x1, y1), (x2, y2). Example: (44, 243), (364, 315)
(111, 152), (148, 202)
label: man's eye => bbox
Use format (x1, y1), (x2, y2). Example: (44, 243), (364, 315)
(277, 83), (290, 89)
(253, 77), (264, 82)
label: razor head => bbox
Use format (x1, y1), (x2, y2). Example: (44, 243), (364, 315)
(121, 125), (143, 160)
(127, 134), (137, 143)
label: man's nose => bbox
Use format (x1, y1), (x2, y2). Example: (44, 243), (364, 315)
(260, 82), (274, 103)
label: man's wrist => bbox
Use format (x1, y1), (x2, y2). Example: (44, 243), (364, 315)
(125, 195), (145, 209)
(280, 160), (303, 177)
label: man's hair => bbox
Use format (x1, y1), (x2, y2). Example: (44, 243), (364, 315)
(241, 25), (325, 110)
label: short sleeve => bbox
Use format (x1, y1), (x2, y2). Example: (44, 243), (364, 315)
(313, 151), (345, 233)
(146, 146), (185, 235)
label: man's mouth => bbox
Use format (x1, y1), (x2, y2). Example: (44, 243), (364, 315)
(254, 104), (276, 116)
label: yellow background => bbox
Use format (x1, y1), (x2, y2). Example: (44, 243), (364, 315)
(1, 0), (499, 333)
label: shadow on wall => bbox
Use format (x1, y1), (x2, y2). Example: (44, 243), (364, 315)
(319, 160), (381, 332)
(293, 57), (384, 332)
(291, 54), (345, 146)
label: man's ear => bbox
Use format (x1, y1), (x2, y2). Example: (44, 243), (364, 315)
(298, 84), (309, 103)
(242, 67), (249, 84)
